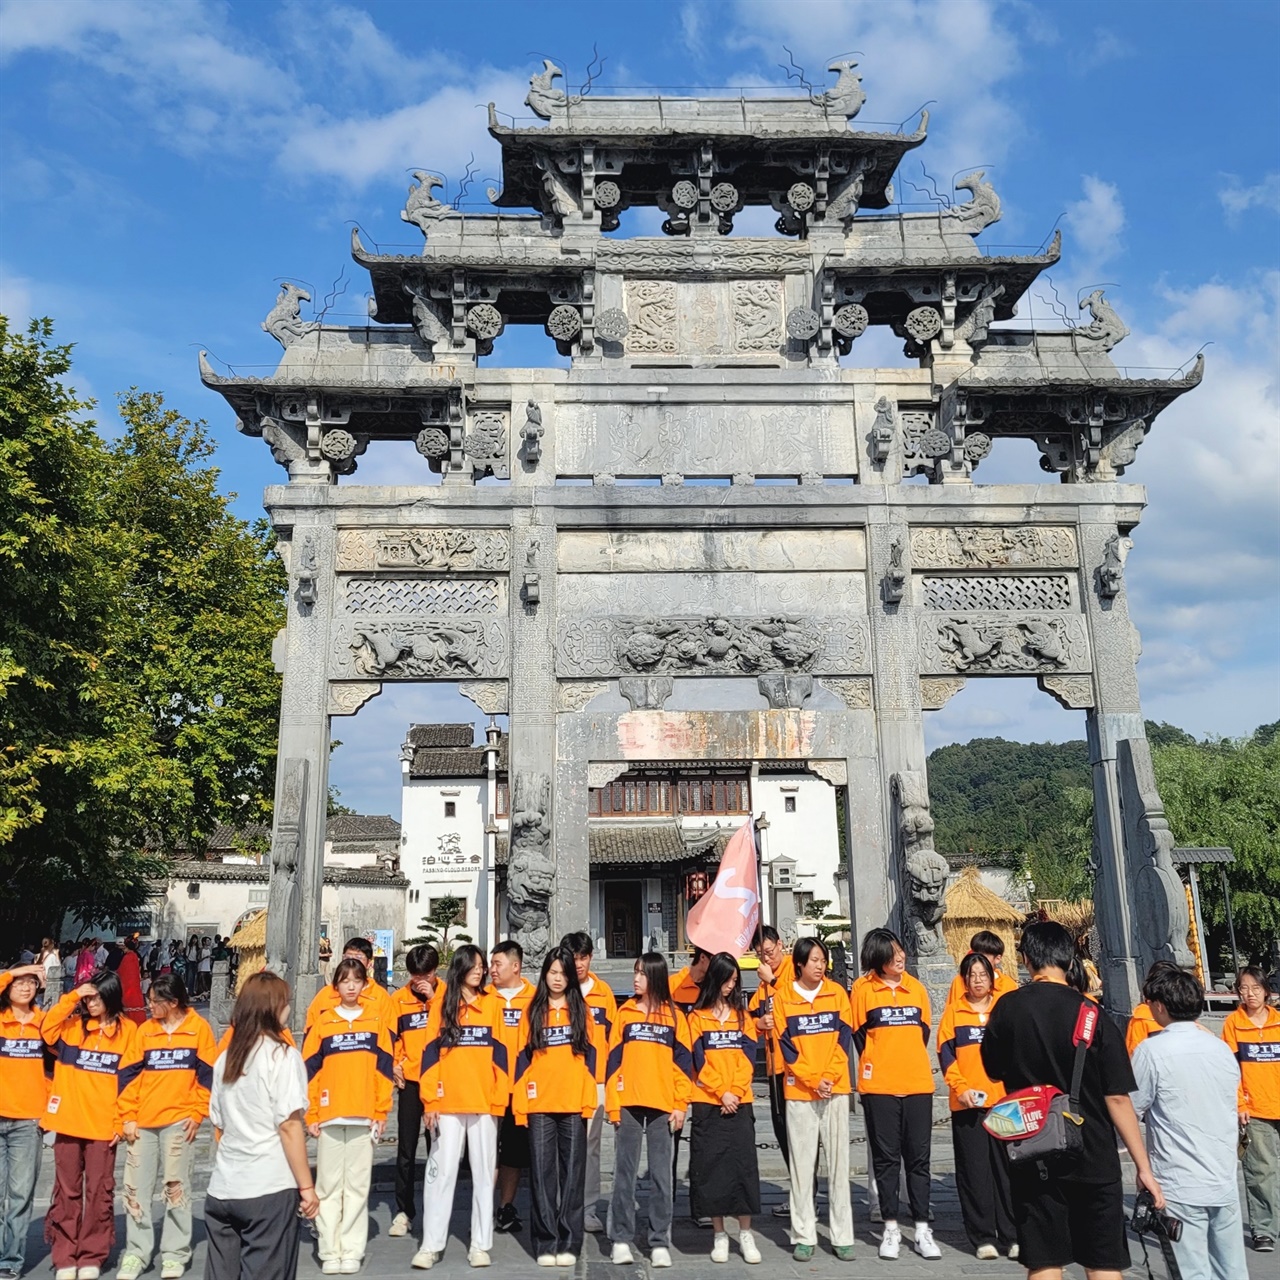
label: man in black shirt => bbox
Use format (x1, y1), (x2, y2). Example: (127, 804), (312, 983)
(981, 922), (1165, 1279)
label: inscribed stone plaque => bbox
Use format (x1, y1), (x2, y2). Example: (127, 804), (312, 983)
(335, 528), (510, 573)
(557, 529), (865, 573)
(557, 572), (865, 617)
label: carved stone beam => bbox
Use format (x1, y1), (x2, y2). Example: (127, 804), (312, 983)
(758, 674), (813, 708)
(587, 761), (630, 789)
(328, 681), (383, 717)
(919, 676), (966, 710)
(557, 681), (607, 712)
(820, 677), (872, 709)
(618, 676), (674, 711)
(808, 759), (848, 787)
(1037, 674), (1094, 709)
(460, 680), (510, 715)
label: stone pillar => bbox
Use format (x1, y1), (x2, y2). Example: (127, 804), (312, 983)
(265, 513), (335, 1029)
(1079, 508), (1191, 1016)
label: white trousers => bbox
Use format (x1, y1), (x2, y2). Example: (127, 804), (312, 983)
(786, 1096), (854, 1248)
(420, 1113), (498, 1255)
(316, 1124), (374, 1263)
(584, 1084), (606, 1211)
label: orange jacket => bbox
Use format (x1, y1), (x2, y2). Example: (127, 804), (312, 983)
(391, 983), (436, 1084)
(119, 1008), (218, 1128)
(1125, 1003), (1164, 1057)
(688, 1006), (758, 1106)
(302, 1001), (394, 1126)
(605, 1000), (693, 1122)
(41, 991), (139, 1141)
(1223, 1006), (1280, 1120)
(748, 955), (795, 1076)
(512, 1004), (598, 1123)
(851, 972), (935, 1096)
(306, 980), (394, 1044)
(0, 972), (50, 1120)
(944, 969), (1017, 1013)
(776, 978), (855, 1101)
(491, 978), (536, 1100)
(936, 995), (1007, 1112)
(581, 973), (617, 1084)
(670, 967), (704, 1015)
(419, 992), (509, 1116)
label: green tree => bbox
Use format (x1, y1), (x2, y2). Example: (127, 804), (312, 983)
(407, 895), (473, 958)
(0, 318), (285, 937)
(1154, 729), (1280, 965)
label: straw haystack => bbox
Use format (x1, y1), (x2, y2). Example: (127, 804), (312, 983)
(943, 866), (1024, 966)
(229, 909), (267, 995)
(1039, 899), (1095, 939)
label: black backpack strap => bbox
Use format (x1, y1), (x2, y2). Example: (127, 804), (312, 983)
(1068, 999), (1100, 1109)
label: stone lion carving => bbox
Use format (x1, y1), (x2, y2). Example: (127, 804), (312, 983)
(891, 771), (949, 959)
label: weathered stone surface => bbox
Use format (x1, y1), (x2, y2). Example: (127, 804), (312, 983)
(557, 529), (866, 573)
(336, 528), (510, 573)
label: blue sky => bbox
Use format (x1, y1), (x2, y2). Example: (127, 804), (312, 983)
(2, 0), (1277, 820)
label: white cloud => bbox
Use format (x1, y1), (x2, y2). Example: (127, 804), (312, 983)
(1080, 28), (1131, 71)
(1219, 173), (1280, 222)
(0, 266), (33, 325)
(1063, 174), (1125, 277)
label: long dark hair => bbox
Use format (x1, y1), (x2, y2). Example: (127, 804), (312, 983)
(633, 951), (676, 1021)
(694, 951), (746, 1029)
(527, 945), (590, 1056)
(224, 972), (291, 1085)
(1018, 921), (1087, 992)
(440, 945), (486, 1049)
(79, 968), (124, 1029)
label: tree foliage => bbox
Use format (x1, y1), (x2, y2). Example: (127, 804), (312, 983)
(406, 895), (472, 957)
(0, 317), (285, 937)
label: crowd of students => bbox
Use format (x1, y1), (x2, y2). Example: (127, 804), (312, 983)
(0, 924), (1276, 1277)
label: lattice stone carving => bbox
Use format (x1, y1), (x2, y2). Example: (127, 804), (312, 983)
(910, 526), (1078, 569)
(336, 528), (510, 572)
(820, 677), (872, 709)
(463, 411), (508, 477)
(786, 307), (820, 340)
(327, 681), (383, 716)
(922, 575), (1072, 612)
(924, 614), (1088, 674)
(557, 681), (608, 712)
(342, 578), (501, 615)
(546, 305), (582, 341)
(333, 621), (507, 679)
(919, 676), (966, 710)
(1038, 674), (1095, 709)
(904, 306), (942, 341)
(833, 304), (869, 339)
(465, 303), (504, 340)
(459, 680), (509, 714)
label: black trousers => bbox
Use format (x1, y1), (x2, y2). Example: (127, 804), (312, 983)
(202, 1188), (301, 1280)
(951, 1109), (1015, 1249)
(394, 1080), (430, 1220)
(861, 1093), (932, 1223)
(528, 1113), (586, 1257)
(767, 1074), (789, 1166)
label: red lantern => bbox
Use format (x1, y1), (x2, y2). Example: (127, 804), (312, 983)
(686, 871), (709, 902)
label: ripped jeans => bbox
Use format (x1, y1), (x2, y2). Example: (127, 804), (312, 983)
(122, 1121), (195, 1266)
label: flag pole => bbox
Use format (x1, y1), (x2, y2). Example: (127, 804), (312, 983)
(754, 813), (786, 1153)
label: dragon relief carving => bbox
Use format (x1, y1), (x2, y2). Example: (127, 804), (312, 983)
(946, 170), (1002, 235)
(525, 60), (568, 119)
(262, 283), (318, 347)
(507, 771), (555, 963)
(340, 622), (502, 679)
(1075, 290), (1129, 351)
(731, 281), (784, 351)
(401, 171), (451, 232)
(616, 616), (823, 674)
(932, 615), (1078, 673)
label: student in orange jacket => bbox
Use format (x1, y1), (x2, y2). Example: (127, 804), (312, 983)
(115, 973), (217, 1280)
(775, 937), (856, 1262)
(302, 959), (394, 1274)
(512, 945), (597, 1268)
(1224, 966), (1280, 1251)
(0, 965), (49, 1280)
(942, 930), (1018, 1015)
(388, 945), (439, 1239)
(42, 968), (139, 1280)
(411, 946), (508, 1271)
(749, 926), (794, 1216)
(604, 954), (692, 1268)
(489, 940), (536, 1237)
(561, 932), (616, 1234)
(305, 937), (394, 1043)
(937, 952), (1015, 1261)
(687, 952), (763, 1266)
(851, 928), (939, 1261)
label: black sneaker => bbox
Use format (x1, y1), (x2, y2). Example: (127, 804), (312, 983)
(495, 1203), (522, 1234)
(1255, 1236), (1275, 1253)
(772, 1201), (791, 1218)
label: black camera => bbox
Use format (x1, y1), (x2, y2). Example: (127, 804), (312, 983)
(1132, 1190), (1183, 1243)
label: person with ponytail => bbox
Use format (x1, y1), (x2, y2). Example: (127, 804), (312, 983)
(605, 952), (692, 1268)
(41, 968), (138, 1280)
(512, 946), (597, 1268)
(204, 971), (316, 1280)
(411, 946), (507, 1271)
(686, 952), (762, 1265)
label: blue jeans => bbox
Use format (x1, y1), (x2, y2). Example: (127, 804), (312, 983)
(1164, 1198), (1249, 1280)
(0, 1117), (42, 1272)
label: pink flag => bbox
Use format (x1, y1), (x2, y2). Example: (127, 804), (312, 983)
(686, 819), (760, 958)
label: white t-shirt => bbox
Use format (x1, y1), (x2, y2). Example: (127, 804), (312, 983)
(199, 947), (212, 973)
(207, 1038), (309, 1201)
(42, 951), (60, 981)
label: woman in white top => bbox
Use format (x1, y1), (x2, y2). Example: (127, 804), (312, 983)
(203, 972), (318, 1280)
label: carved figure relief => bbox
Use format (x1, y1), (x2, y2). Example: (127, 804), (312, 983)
(910, 526), (1078, 569)
(262, 283), (318, 347)
(521, 400), (544, 463)
(507, 771), (555, 963)
(883, 539), (907, 605)
(946, 170), (1002, 235)
(336, 621), (507, 679)
(891, 772), (948, 959)
(626, 281), (678, 353)
(869, 396), (897, 464)
(405, 286), (450, 349)
(922, 575), (1073, 612)
(463, 411), (508, 478)
(401, 171), (449, 232)
(954, 284), (1005, 346)
(335, 528), (510, 572)
(930, 615), (1084, 674)
(730, 281), (784, 351)
(265, 758), (307, 979)
(1098, 532), (1131, 599)
(1075, 290), (1129, 350)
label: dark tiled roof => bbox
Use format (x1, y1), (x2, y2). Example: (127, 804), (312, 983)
(1171, 846), (1235, 865)
(205, 823), (269, 853)
(410, 734), (508, 779)
(495, 824), (731, 868)
(326, 814), (400, 840)
(169, 861), (407, 887)
(408, 723), (475, 748)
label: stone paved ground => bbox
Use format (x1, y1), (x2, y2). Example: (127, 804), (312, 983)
(20, 1088), (1267, 1279)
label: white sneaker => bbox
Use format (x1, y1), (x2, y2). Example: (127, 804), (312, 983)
(879, 1223), (901, 1260)
(976, 1244), (998, 1260)
(536, 1257), (556, 1268)
(160, 1265), (184, 1280)
(389, 1212), (411, 1237)
(711, 1232), (730, 1263)
(321, 1264), (341, 1276)
(554, 1254), (575, 1266)
(650, 1247), (672, 1268)
(338, 1263), (360, 1276)
(740, 1230), (761, 1264)
(611, 1243), (634, 1265)
(467, 1248), (490, 1268)
(116, 1256), (146, 1280)
(56, 1271), (78, 1280)
(583, 1211), (604, 1233)
(410, 1251), (435, 1270)
(78, 1270), (101, 1280)
(1008, 1243), (1020, 1260)
(914, 1224), (941, 1260)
